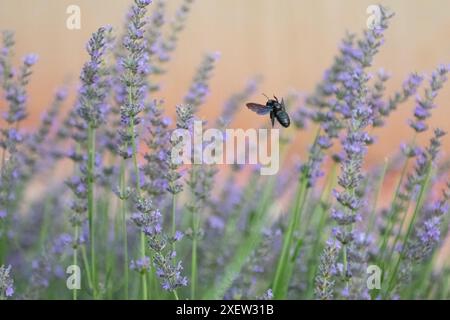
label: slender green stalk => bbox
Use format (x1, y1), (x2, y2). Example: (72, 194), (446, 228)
(81, 245), (93, 291)
(73, 225), (79, 300)
(172, 195), (177, 249)
(384, 162), (432, 297)
(272, 128), (321, 299)
(272, 176), (308, 299)
(305, 163), (337, 298)
(191, 216), (199, 300)
(440, 268), (450, 299)
(140, 230), (148, 300)
(367, 158), (389, 234)
(190, 166), (199, 300)
(129, 114), (149, 300)
(119, 160), (129, 299)
(378, 135), (417, 267)
(377, 155), (411, 270)
(87, 124), (97, 298)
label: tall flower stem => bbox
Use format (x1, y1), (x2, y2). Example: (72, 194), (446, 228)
(130, 116), (148, 300)
(171, 195), (177, 249)
(377, 134), (417, 270)
(119, 160), (129, 299)
(305, 163), (337, 299)
(73, 225), (79, 300)
(384, 162), (433, 297)
(191, 217), (199, 300)
(190, 166), (199, 300)
(272, 128), (321, 299)
(367, 158), (389, 234)
(87, 124), (97, 298)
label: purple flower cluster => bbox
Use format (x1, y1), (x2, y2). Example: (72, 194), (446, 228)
(315, 239), (340, 300)
(77, 26), (112, 128)
(131, 197), (187, 291)
(2, 52), (38, 124)
(409, 65), (448, 133)
(142, 100), (171, 203)
(117, 0), (152, 159)
(157, 0), (195, 65)
(184, 52), (220, 112)
(401, 129), (446, 206)
(407, 181), (450, 262)
(0, 264), (14, 299)
(166, 104), (194, 195)
(377, 72), (423, 123)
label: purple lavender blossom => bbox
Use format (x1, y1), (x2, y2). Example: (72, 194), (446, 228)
(0, 265), (14, 299)
(131, 196), (188, 292)
(2, 51), (38, 124)
(330, 68), (373, 282)
(315, 239), (340, 300)
(156, 0), (195, 66)
(166, 104), (194, 195)
(142, 100), (171, 203)
(130, 256), (151, 273)
(409, 65), (448, 133)
(184, 52), (220, 112)
(23, 54), (38, 67)
(117, 0), (152, 159)
(77, 27), (111, 128)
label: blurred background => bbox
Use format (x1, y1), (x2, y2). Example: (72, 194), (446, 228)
(0, 0), (449, 166)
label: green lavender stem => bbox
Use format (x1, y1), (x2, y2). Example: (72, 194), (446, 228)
(367, 158), (389, 234)
(87, 124), (97, 298)
(81, 244), (93, 291)
(272, 175), (308, 299)
(172, 195), (177, 249)
(119, 160), (129, 299)
(377, 155), (411, 272)
(305, 163), (337, 298)
(129, 116), (148, 300)
(190, 166), (199, 300)
(272, 128), (321, 299)
(191, 218), (199, 300)
(385, 162), (432, 297)
(73, 225), (79, 300)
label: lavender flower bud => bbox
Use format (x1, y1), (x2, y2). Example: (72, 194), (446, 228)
(315, 240), (340, 300)
(0, 265), (14, 299)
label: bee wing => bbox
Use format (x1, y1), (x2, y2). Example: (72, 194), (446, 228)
(281, 98), (286, 110)
(246, 103), (272, 115)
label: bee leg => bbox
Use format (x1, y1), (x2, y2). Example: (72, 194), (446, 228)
(270, 111), (275, 127)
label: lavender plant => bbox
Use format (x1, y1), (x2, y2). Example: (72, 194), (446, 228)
(1, 1), (450, 301)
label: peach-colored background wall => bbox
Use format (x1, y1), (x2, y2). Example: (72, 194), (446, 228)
(1, 0), (450, 165)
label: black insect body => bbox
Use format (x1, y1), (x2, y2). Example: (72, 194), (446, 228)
(246, 95), (291, 128)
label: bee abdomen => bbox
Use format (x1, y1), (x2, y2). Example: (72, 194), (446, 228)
(275, 111), (290, 128)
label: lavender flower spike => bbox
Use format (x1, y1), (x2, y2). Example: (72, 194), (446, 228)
(409, 65), (448, 133)
(0, 265), (14, 299)
(315, 240), (340, 300)
(118, 0), (152, 158)
(131, 196), (188, 292)
(77, 26), (111, 128)
(166, 104), (194, 195)
(184, 52), (220, 112)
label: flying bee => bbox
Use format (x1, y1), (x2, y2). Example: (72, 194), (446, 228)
(246, 94), (291, 128)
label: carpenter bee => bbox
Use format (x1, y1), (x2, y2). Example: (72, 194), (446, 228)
(246, 94), (291, 128)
